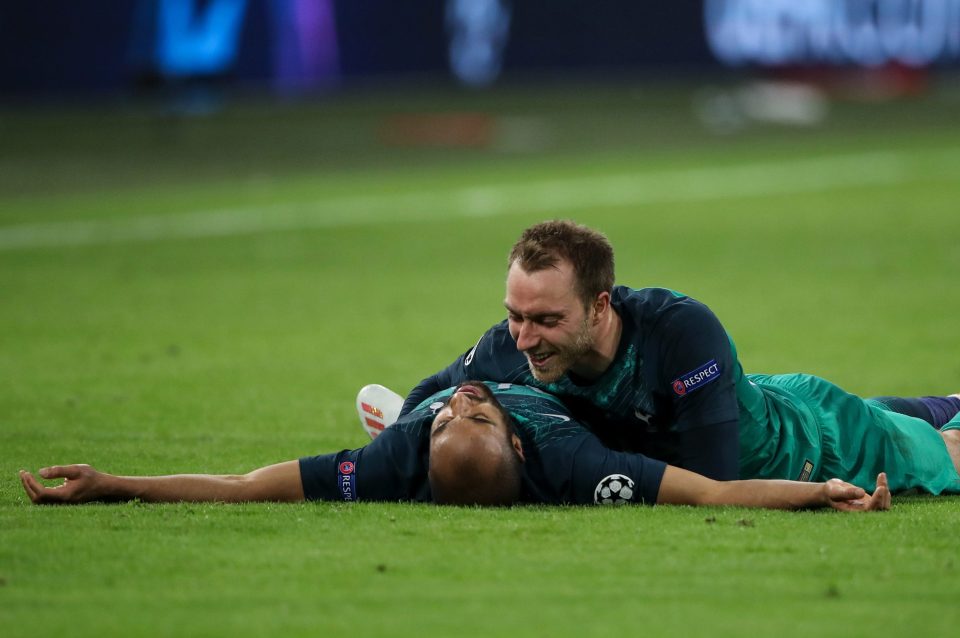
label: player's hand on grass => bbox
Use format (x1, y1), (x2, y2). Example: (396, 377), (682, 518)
(823, 472), (890, 512)
(19, 464), (107, 505)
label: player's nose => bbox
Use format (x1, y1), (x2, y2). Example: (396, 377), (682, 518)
(514, 321), (540, 351)
(448, 392), (475, 412)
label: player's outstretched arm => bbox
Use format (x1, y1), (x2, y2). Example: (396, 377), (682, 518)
(656, 466), (890, 511)
(18, 461), (305, 505)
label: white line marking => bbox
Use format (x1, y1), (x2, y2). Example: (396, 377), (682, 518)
(0, 149), (952, 252)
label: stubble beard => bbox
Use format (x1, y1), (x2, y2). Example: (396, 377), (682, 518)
(526, 317), (594, 384)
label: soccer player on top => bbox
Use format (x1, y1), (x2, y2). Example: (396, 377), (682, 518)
(393, 220), (960, 494)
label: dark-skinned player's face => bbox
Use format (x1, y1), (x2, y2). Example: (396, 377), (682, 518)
(429, 382), (523, 460)
(430, 382), (508, 439)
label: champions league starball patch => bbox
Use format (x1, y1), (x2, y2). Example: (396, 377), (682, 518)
(671, 359), (721, 397)
(594, 474), (636, 505)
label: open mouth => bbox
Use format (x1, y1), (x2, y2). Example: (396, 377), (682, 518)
(527, 352), (554, 368)
(456, 384), (482, 397)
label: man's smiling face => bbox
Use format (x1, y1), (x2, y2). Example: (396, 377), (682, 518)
(504, 259), (595, 383)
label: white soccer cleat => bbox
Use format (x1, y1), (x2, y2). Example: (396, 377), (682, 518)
(356, 384), (404, 440)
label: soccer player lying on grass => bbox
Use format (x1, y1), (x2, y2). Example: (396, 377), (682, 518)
(21, 381), (894, 511)
(398, 219), (960, 491)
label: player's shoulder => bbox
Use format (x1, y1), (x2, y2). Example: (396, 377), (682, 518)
(389, 405), (435, 438)
(614, 286), (719, 330)
(611, 286), (715, 325)
(476, 319), (516, 351)
(361, 415), (431, 475)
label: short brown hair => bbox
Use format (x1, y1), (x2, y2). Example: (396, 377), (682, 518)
(507, 220), (615, 307)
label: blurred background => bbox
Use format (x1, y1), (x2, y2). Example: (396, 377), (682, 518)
(4, 0), (959, 97)
(2, 0), (959, 205)
(0, 0), (960, 210)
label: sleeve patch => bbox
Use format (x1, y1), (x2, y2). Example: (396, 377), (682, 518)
(671, 359), (721, 397)
(594, 474), (636, 505)
(338, 461), (357, 501)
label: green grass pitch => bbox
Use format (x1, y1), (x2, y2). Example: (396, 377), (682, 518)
(2, 82), (960, 637)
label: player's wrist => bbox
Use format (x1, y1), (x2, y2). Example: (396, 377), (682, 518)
(817, 481), (834, 507)
(98, 472), (131, 501)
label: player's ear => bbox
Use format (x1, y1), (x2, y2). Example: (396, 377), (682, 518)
(591, 291), (611, 323)
(511, 434), (525, 463)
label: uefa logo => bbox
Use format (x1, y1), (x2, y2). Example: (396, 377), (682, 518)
(338, 461), (355, 475)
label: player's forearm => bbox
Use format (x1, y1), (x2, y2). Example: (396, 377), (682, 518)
(704, 479), (828, 510)
(657, 465), (832, 510)
(20, 461), (306, 505)
(102, 473), (266, 503)
(106, 462), (305, 503)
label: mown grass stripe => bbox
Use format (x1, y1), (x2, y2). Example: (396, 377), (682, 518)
(0, 149), (947, 251)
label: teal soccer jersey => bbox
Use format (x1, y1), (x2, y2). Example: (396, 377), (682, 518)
(734, 369), (960, 494)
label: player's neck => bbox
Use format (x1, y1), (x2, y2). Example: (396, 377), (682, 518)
(570, 308), (622, 381)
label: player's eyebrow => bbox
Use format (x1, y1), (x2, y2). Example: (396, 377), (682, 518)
(503, 302), (564, 322)
(431, 413), (495, 437)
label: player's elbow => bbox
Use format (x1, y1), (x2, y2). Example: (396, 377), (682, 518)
(214, 473), (257, 502)
(234, 471), (278, 502)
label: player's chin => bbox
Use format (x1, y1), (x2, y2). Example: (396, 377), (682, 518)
(527, 361), (564, 384)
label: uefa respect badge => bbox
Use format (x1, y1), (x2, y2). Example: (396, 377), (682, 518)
(672, 359), (721, 397)
(338, 460), (356, 501)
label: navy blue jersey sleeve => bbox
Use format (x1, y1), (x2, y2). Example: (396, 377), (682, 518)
(527, 433), (667, 505)
(400, 322), (529, 415)
(298, 427), (431, 502)
(650, 298), (740, 480)
(298, 451), (348, 501)
(676, 420), (739, 481)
